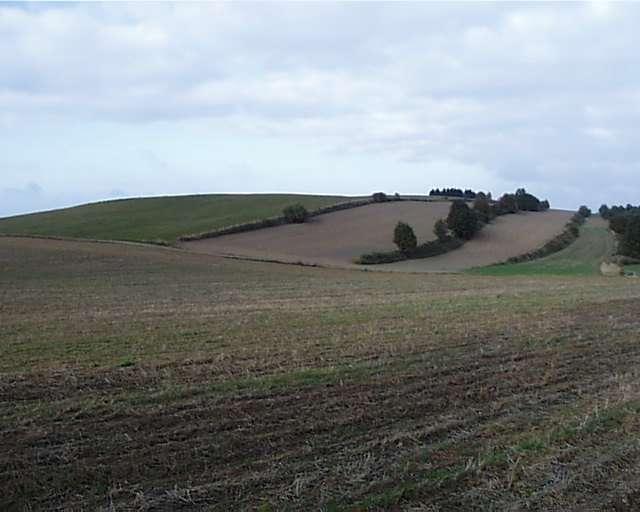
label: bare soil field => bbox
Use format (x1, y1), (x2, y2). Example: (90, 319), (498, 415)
(182, 202), (572, 271)
(2, 236), (640, 511)
(183, 200), (452, 266)
(381, 209), (573, 272)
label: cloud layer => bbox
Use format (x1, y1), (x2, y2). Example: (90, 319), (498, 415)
(2, 2), (640, 215)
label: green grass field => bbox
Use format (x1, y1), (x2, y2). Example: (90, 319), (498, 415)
(0, 194), (348, 244)
(2, 235), (640, 510)
(470, 216), (615, 277)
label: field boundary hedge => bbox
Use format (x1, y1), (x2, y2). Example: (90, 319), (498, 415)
(503, 210), (587, 264)
(178, 196), (447, 242)
(355, 237), (464, 265)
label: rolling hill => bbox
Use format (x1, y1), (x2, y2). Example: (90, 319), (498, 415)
(471, 216), (615, 276)
(0, 194), (348, 244)
(184, 201), (572, 271)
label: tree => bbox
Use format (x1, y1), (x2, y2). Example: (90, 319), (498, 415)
(433, 218), (449, 242)
(578, 205), (592, 218)
(472, 195), (493, 223)
(498, 193), (518, 214)
(540, 199), (550, 211)
(609, 215), (629, 235)
(599, 204), (610, 218)
(393, 221), (417, 253)
(515, 190), (542, 211)
(283, 203), (309, 223)
(620, 216), (640, 258)
(447, 200), (479, 240)
(372, 192), (388, 203)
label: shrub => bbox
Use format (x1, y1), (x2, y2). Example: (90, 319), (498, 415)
(472, 194), (493, 223)
(540, 199), (550, 211)
(283, 203), (309, 223)
(393, 221), (417, 253)
(372, 192), (388, 203)
(620, 216), (640, 258)
(515, 188), (542, 211)
(433, 218), (449, 242)
(578, 205), (592, 218)
(609, 215), (628, 235)
(357, 237), (463, 265)
(447, 200), (479, 240)
(498, 193), (518, 214)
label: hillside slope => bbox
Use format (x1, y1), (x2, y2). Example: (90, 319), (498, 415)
(471, 216), (616, 276)
(185, 202), (572, 271)
(184, 201), (451, 265)
(0, 194), (347, 243)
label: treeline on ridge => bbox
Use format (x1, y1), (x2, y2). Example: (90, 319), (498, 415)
(599, 203), (640, 259)
(357, 188), (551, 265)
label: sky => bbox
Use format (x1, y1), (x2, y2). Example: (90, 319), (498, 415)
(1, 2), (640, 217)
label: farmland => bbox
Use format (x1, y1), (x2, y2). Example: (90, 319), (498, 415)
(472, 216), (616, 277)
(2, 235), (640, 510)
(184, 203), (571, 271)
(0, 194), (347, 244)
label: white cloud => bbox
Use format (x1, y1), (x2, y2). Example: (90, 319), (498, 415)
(1, 2), (640, 215)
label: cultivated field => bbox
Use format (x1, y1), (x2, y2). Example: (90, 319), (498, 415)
(183, 201), (451, 267)
(184, 202), (571, 271)
(380, 209), (572, 272)
(0, 194), (347, 244)
(473, 216), (616, 277)
(2, 235), (640, 511)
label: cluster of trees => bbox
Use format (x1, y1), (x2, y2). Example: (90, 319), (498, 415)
(497, 188), (550, 214)
(599, 204), (640, 219)
(429, 188), (477, 199)
(599, 203), (640, 258)
(393, 188), (550, 254)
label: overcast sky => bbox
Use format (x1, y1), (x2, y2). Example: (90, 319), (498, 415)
(1, 2), (639, 217)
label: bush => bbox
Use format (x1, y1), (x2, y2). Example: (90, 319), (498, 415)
(609, 215), (628, 235)
(620, 216), (640, 258)
(540, 199), (550, 211)
(498, 193), (518, 214)
(283, 203), (309, 223)
(472, 194), (493, 223)
(433, 218), (449, 242)
(578, 205), (592, 218)
(393, 221), (417, 253)
(357, 237), (463, 265)
(447, 200), (479, 240)
(372, 192), (388, 203)
(515, 188), (542, 211)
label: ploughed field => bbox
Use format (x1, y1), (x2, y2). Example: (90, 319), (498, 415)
(2, 236), (640, 510)
(183, 201), (572, 271)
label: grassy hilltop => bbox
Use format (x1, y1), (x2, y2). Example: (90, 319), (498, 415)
(0, 194), (347, 244)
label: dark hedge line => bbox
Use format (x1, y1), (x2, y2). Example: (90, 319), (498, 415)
(178, 198), (377, 241)
(356, 237), (463, 265)
(178, 195), (452, 242)
(504, 210), (587, 264)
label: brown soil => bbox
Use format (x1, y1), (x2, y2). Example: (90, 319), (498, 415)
(3, 236), (640, 510)
(381, 209), (573, 272)
(182, 202), (572, 271)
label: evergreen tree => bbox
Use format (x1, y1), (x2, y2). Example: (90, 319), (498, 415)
(393, 222), (417, 253)
(447, 200), (479, 240)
